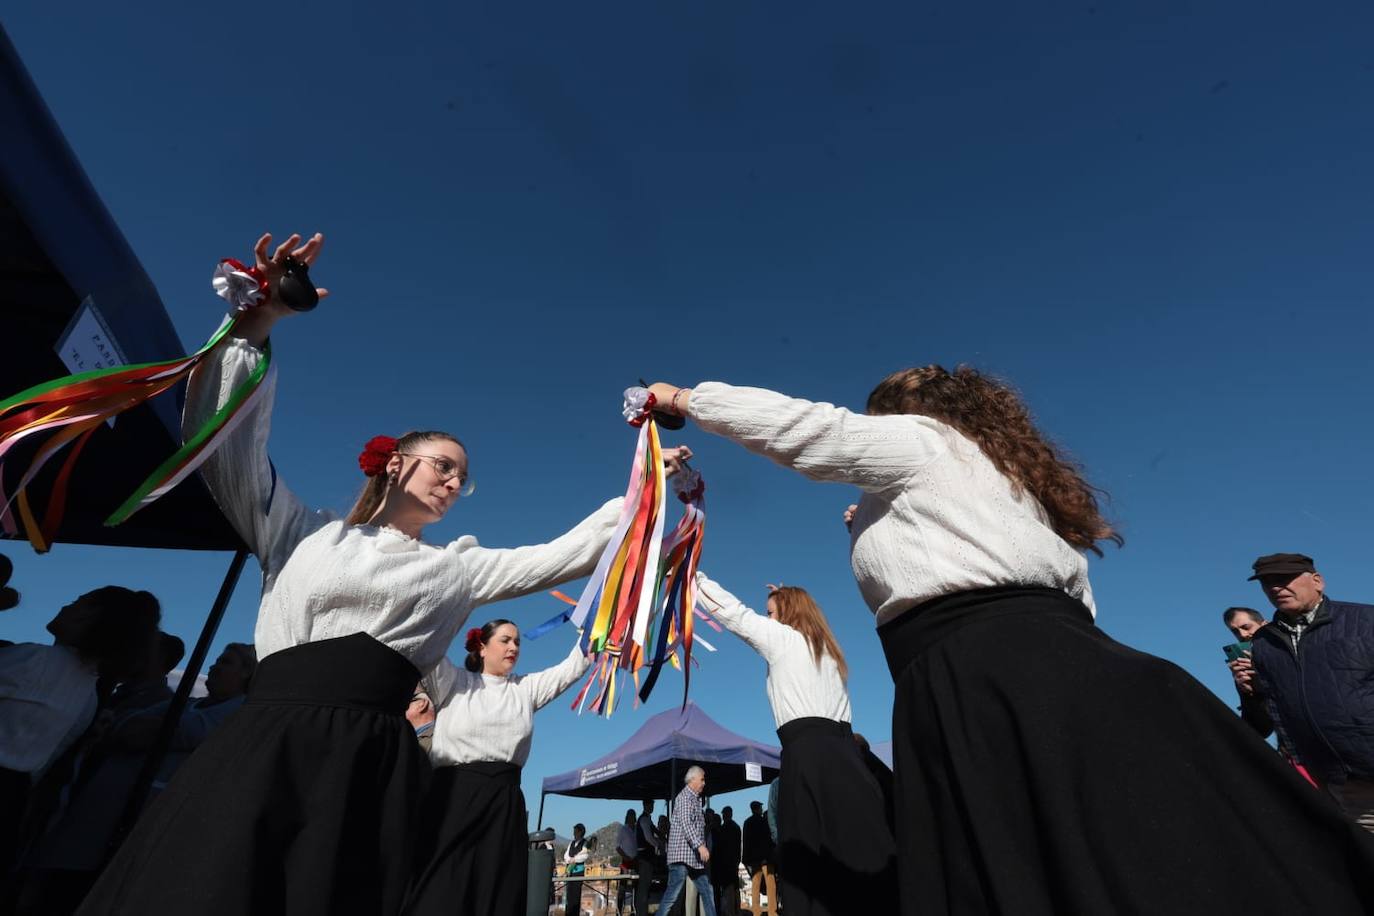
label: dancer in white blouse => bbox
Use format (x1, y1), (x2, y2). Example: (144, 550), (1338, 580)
(695, 575), (894, 916)
(644, 370), (1374, 915)
(404, 619), (591, 916)
(78, 233), (685, 916)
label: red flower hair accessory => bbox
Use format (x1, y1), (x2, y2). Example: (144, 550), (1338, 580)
(464, 627), (484, 653)
(358, 435), (399, 477)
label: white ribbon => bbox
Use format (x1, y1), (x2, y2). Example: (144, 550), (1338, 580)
(622, 386), (652, 423)
(211, 262), (265, 311)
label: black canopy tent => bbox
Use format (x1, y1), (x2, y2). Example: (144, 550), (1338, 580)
(0, 24), (249, 847)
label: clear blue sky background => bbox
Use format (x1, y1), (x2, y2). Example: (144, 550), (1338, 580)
(2, 2), (1372, 835)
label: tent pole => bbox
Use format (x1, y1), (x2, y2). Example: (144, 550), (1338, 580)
(537, 790), (547, 830)
(107, 548), (249, 858)
(670, 760), (677, 815)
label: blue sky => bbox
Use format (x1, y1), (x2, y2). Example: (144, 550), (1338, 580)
(3, 2), (1373, 833)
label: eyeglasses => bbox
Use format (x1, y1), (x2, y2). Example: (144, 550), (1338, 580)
(398, 453), (476, 496)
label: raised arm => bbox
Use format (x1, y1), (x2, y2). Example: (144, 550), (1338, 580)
(520, 637), (593, 711)
(694, 573), (791, 665)
(184, 233), (332, 576)
(456, 497), (624, 608)
(649, 382), (946, 494)
(184, 343), (321, 575)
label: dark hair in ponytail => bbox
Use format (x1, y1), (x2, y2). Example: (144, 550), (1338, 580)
(464, 618), (516, 673)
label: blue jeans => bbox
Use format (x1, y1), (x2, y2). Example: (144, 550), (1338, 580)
(659, 863), (717, 916)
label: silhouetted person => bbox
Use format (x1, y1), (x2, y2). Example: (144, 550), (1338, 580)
(711, 805), (742, 915)
(0, 587), (160, 874)
(741, 800), (772, 877)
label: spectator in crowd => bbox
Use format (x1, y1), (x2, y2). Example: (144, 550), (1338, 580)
(112, 631), (184, 712)
(563, 822), (590, 916)
(1221, 607), (1281, 738)
(110, 643), (256, 785)
(741, 800), (772, 877)
(711, 805), (742, 916)
(20, 640), (247, 913)
(0, 587), (160, 873)
(1224, 606), (1267, 642)
(658, 766), (716, 916)
(615, 808), (637, 914)
(1246, 553), (1374, 831)
(633, 799), (661, 916)
(655, 814), (671, 875)
(406, 685), (436, 752)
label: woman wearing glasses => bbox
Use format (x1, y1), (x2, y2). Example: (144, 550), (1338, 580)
(402, 619), (591, 916)
(80, 233), (688, 916)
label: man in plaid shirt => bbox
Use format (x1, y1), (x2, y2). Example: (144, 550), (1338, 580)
(658, 766), (717, 916)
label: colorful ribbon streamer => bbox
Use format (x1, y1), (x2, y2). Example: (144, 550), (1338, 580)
(561, 392), (708, 717)
(0, 308), (270, 552)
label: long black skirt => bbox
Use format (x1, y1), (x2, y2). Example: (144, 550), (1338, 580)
(774, 717), (897, 916)
(402, 761), (526, 916)
(879, 586), (1374, 916)
(76, 633), (428, 916)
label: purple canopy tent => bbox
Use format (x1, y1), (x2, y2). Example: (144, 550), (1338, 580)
(537, 702), (781, 827)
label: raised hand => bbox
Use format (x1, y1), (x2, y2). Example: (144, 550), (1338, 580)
(254, 232), (329, 315)
(662, 445), (694, 477)
(233, 232), (328, 346)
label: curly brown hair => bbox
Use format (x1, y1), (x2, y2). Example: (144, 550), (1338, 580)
(866, 366), (1122, 556)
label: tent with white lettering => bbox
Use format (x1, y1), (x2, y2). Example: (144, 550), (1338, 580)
(537, 702), (780, 825)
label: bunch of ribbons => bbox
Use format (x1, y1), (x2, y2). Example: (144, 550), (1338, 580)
(0, 261), (272, 551)
(528, 387), (711, 716)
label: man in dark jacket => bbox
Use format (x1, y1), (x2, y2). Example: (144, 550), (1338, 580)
(710, 805), (742, 915)
(741, 800), (773, 876)
(1244, 552), (1374, 832)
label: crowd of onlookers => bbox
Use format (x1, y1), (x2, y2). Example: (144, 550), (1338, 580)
(1224, 552), (1374, 833)
(550, 782), (782, 915)
(0, 555), (255, 914)
(4, 544), (1372, 915)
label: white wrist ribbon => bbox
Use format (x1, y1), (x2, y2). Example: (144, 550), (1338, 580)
(212, 261), (266, 312)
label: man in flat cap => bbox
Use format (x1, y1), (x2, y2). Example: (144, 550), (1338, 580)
(1242, 553), (1374, 832)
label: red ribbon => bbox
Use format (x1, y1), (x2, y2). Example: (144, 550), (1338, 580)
(627, 392), (657, 428)
(219, 258), (268, 302)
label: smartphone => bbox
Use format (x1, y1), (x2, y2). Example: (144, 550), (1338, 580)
(1223, 641), (1252, 662)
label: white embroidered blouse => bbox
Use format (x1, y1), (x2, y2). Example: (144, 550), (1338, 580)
(184, 337), (622, 671)
(687, 382), (1095, 626)
(425, 638), (591, 766)
(695, 574), (851, 729)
